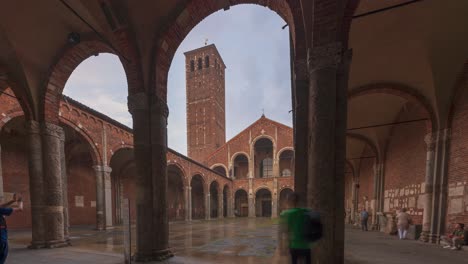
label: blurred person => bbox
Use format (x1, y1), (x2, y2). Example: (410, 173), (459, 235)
(396, 208), (411, 240)
(441, 223), (465, 250)
(0, 193), (24, 263)
(360, 208), (369, 231)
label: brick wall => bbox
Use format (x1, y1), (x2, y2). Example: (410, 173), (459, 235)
(383, 102), (428, 223)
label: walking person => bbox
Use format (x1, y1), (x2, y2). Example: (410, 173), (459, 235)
(396, 208), (411, 240)
(279, 192), (322, 264)
(0, 193), (23, 264)
(360, 208), (369, 231)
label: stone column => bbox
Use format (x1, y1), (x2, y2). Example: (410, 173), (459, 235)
(218, 191), (223, 219)
(429, 129), (450, 243)
(27, 121), (45, 249)
(273, 158), (280, 178)
(185, 186), (191, 221)
(420, 132), (436, 242)
(129, 93), (172, 261)
(307, 43), (350, 263)
(205, 192), (211, 220)
(271, 177), (278, 218)
(248, 178), (255, 217)
(59, 129), (69, 242)
(41, 122), (67, 248)
(94, 165), (112, 230)
(371, 163), (381, 229)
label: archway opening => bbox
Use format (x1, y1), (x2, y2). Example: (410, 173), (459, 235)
(233, 154), (249, 179)
(212, 165), (227, 177)
(279, 188), (294, 213)
(210, 181), (219, 218)
(254, 138), (274, 178)
(255, 188), (272, 217)
(279, 150), (294, 177)
(191, 175), (205, 219)
(168, 165), (185, 221)
(234, 189), (248, 217)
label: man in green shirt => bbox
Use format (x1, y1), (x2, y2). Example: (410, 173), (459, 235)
(279, 192), (312, 264)
(442, 223), (465, 250)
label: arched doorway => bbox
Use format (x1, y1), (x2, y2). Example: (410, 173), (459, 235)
(223, 185), (229, 217)
(254, 138), (274, 178)
(232, 154), (249, 179)
(234, 189), (248, 217)
(168, 164), (185, 221)
(279, 188), (294, 214)
(209, 181), (219, 218)
(255, 188), (272, 217)
(191, 175), (205, 219)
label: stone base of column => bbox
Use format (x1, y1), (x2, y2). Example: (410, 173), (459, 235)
(429, 233), (440, 244)
(419, 231), (430, 242)
(29, 239), (71, 249)
(133, 249), (173, 262)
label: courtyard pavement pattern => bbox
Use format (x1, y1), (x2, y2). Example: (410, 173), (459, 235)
(6, 218), (468, 263)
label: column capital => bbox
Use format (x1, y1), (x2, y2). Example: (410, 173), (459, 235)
(425, 129), (451, 149)
(151, 95), (169, 119)
(93, 165), (112, 173)
(26, 120), (41, 134)
(307, 42), (343, 73)
(41, 122), (65, 141)
(127, 92), (149, 114)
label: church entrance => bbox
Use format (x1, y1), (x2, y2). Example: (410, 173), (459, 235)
(255, 189), (272, 217)
(234, 189), (248, 217)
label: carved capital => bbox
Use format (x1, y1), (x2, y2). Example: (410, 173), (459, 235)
(41, 122), (65, 139)
(151, 95), (169, 119)
(27, 120), (41, 135)
(93, 165), (112, 174)
(308, 42), (343, 73)
(127, 92), (149, 114)
(424, 132), (437, 151)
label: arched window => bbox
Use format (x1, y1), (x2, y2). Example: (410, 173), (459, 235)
(190, 60), (195, 72)
(205, 55), (210, 68)
(261, 158), (273, 178)
(282, 169), (291, 177)
(197, 58), (202, 70)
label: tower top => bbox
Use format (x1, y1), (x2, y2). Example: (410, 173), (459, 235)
(184, 44), (227, 69)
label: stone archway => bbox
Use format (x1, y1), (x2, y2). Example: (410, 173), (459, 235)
(255, 188), (272, 217)
(209, 181), (219, 218)
(191, 175), (205, 220)
(234, 189), (248, 217)
(279, 188), (294, 214)
(168, 164), (185, 221)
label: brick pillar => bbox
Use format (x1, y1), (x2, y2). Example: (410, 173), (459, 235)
(248, 178), (255, 217)
(0, 144), (4, 202)
(218, 190), (223, 219)
(94, 165), (112, 230)
(429, 129), (450, 243)
(420, 132), (436, 242)
(293, 75), (309, 207)
(185, 186), (191, 221)
(59, 129), (69, 242)
(307, 43), (350, 263)
(129, 93), (172, 261)
(41, 122), (68, 248)
(27, 121), (45, 248)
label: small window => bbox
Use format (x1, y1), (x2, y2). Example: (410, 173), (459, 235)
(282, 169), (291, 177)
(198, 58), (202, 70)
(190, 60), (195, 72)
(205, 56), (210, 68)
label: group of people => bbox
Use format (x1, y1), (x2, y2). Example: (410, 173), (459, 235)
(360, 207), (411, 239)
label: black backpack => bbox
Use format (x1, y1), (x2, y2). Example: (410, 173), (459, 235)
(302, 209), (323, 242)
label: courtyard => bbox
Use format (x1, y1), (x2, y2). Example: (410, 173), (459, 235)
(6, 218), (468, 264)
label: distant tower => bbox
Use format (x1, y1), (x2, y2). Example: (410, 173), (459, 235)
(184, 44), (226, 162)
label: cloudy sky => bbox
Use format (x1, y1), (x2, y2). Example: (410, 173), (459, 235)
(64, 5), (292, 155)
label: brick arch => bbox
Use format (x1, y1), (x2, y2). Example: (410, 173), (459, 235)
(345, 159), (356, 180)
(0, 67), (33, 120)
(231, 151), (250, 164)
(254, 186), (273, 195)
(59, 118), (102, 165)
(277, 147), (294, 159)
(209, 180), (221, 193)
(210, 163), (228, 176)
(152, 0), (303, 100)
(348, 82), (437, 132)
(190, 173), (207, 193)
(167, 162), (188, 186)
(110, 144), (134, 162)
(279, 186), (294, 193)
(42, 35), (143, 124)
(0, 110), (24, 132)
(447, 61), (468, 128)
(346, 132), (380, 164)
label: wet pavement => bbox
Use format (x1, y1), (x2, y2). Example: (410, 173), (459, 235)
(7, 218), (468, 263)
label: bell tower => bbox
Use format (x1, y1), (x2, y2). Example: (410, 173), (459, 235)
(184, 44), (226, 162)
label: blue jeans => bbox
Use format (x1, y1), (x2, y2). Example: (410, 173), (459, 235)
(290, 248), (311, 264)
(0, 241), (8, 264)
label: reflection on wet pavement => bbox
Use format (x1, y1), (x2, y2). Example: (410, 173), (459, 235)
(10, 218), (290, 264)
